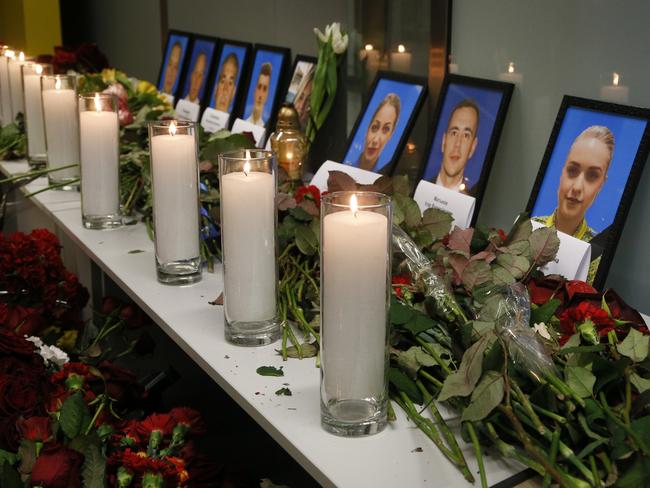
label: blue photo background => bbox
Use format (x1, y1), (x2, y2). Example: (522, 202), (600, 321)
(243, 50), (285, 124)
(343, 79), (424, 171)
(158, 33), (189, 94)
(422, 83), (504, 185)
(181, 38), (216, 102)
(531, 106), (647, 233)
(208, 44), (247, 112)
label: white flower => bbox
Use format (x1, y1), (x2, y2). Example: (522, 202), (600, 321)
(25, 335), (69, 368)
(313, 27), (328, 44)
(25, 335), (44, 348)
(332, 31), (349, 54)
(314, 22), (348, 54)
(533, 322), (551, 340)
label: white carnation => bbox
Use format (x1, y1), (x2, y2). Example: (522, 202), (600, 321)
(533, 322), (551, 340)
(25, 335), (70, 367)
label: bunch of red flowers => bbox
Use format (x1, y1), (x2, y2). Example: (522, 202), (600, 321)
(0, 229), (88, 338)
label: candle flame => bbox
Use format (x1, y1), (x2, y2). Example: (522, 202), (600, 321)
(5, 50), (14, 59)
(55, 76), (61, 90)
(94, 93), (101, 112)
(364, 44), (373, 51)
(35, 64), (43, 75)
(350, 194), (358, 218)
(508, 62), (515, 74)
(613, 72), (620, 86)
(397, 44), (406, 53)
(169, 121), (177, 136)
(243, 161), (251, 176)
(18, 51), (24, 62)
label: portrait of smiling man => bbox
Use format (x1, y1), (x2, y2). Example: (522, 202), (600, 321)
(246, 62), (272, 127)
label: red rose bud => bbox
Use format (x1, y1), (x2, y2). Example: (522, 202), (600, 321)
(119, 304), (146, 329)
(18, 416), (51, 442)
(30, 443), (84, 488)
(101, 296), (123, 315)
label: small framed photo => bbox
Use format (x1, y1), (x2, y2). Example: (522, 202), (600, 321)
(342, 71), (428, 174)
(157, 30), (192, 97)
(419, 74), (514, 213)
(203, 39), (252, 121)
(240, 44), (291, 129)
(178, 35), (218, 105)
(527, 96), (650, 288)
(285, 55), (317, 131)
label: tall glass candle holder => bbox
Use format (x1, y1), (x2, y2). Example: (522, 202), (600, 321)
(41, 75), (80, 190)
(8, 51), (28, 121)
(79, 93), (121, 229)
(22, 62), (52, 168)
(219, 149), (281, 346)
(0, 47), (13, 126)
(148, 120), (202, 285)
(320, 191), (392, 436)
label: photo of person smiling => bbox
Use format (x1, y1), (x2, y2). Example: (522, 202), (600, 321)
(357, 93), (401, 171)
(535, 125), (614, 241)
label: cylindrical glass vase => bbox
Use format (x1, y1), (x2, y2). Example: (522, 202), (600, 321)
(41, 74), (80, 190)
(148, 120), (202, 285)
(22, 62), (52, 168)
(79, 93), (121, 229)
(8, 51), (28, 122)
(320, 191), (392, 436)
(0, 47), (12, 126)
(219, 149), (281, 346)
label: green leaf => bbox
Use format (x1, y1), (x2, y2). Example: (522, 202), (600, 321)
(128, 249), (145, 254)
(0, 449), (18, 467)
(508, 218), (532, 243)
(81, 443), (106, 488)
(421, 207), (453, 241)
(494, 253), (530, 280)
(389, 367), (423, 404)
(617, 328), (649, 363)
(631, 373), (650, 393)
(294, 225), (318, 256)
(461, 371), (504, 421)
(528, 227), (560, 267)
(0, 462), (22, 488)
(413, 228), (434, 249)
(616, 454), (650, 488)
(275, 387), (292, 396)
(403, 312), (437, 336)
(565, 366), (596, 398)
(394, 194), (421, 228)
(392, 174), (410, 196)
(491, 264), (516, 285)
(395, 346), (446, 378)
(256, 366), (284, 377)
(60, 392), (91, 439)
(17, 439), (36, 475)
(531, 298), (561, 325)
(438, 333), (492, 401)
(392, 201), (405, 226)
(390, 297), (415, 325)
(289, 206), (313, 222)
(448, 227), (473, 255)
(461, 260), (492, 290)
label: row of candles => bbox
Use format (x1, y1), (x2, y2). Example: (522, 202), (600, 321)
(1, 45), (392, 437)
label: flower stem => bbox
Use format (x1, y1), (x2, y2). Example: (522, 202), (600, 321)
(0, 163), (79, 183)
(541, 429), (560, 488)
(25, 178), (81, 197)
(415, 337), (452, 375)
(466, 422), (487, 488)
(599, 391), (650, 456)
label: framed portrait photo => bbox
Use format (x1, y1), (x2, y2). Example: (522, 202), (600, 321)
(178, 35), (218, 106)
(157, 30), (192, 98)
(203, 39), (252, 123)
(342, 71), (428, 174)
(285, 55), (317, 131)
(240, 44), (291, 130)
(526, 96), (650, 288)
(419, 74), (514, 215)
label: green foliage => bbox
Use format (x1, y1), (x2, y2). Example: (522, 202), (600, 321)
(60, 392), (92, 439)
(617, 328), (649, 362)
(256, 366), (284, 377)
(461, 371), (504, 421)
(438, 333), (492, 401)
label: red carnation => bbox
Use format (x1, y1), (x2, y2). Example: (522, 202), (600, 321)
(392, 274), (410, 298)
(559, 301), (615, 341)
(31, 443), (84, 488)
(18, 416), (52, 442)
(295, 185), (321, 208)
(137, 413), (176, 438)
(170, 407), (207, 435)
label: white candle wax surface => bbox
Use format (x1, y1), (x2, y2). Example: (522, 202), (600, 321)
(8, 57), (25, 118)
(80, 110), (120, 216)
(23, 73), (47, 157)
(0, 55), (12, 125)
(221, 170), (276, 322)
(390, 51), (412, 73)
(322, 208), (389, 400)
(42, 87), (80, 177)
(150, 133), (200, 264)
(600, 85), (629, 104)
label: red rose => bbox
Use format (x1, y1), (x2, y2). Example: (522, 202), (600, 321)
(527, 277), (566, 306)
(565, 280), (597, 300)
(0, 414), (20, 451)
(18, 416), (52, 442)
(0, 327), (37, 356)
(392, 274), (410, 298)
(0, 304), (46, 335)
(31, 443), (84, 488)
(497, 229), (507, 242)
(91, 361), (144, 411)
(294, 185), (321, 208)
(119, 303), (148, 329)
(101, 296), (124, 315)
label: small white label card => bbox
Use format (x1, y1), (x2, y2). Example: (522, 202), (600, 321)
(264, 138), (272, 151)
(200, 108), (230, 133)
(531, 220), (592, 281)
(413, 180), (476, 229)
(310, 160), (381, 192)
(162, 92), (175, 106)
(174, 99), (201, 122)
(231, 118), (266, 147)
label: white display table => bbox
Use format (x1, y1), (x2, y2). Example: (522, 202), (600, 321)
(0, 160), (542, 487)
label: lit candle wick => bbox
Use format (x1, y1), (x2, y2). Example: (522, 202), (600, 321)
(397, 44), (406, 53)
(350, 194), (358, 218)
(169, 121), (177, 136)
(35, 64), (43, 75)
(508, 62), (515, 74)
(613, 72), (620, 86)
(55, 76), (61, 90)
(94, 93), (101, 112)
(365, 44), (373, 51)
(18, 51), (24, 62)
(5, 50), (14, 59)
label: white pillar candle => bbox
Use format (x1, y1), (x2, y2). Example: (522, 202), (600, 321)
(150, 125), (200, 264)
(498, 62), (523, 84)
(221, 163), (276, 322)
(322, 198), (389, 400)
(0, 50), (14, 125)
(42, 79), (80, 178)
(600, 72), (629, 104)
(80, 95), (120, 216)
(390, 45), (412, 73)
(23, 64), (47, 158)
(8, 52), (26, 120)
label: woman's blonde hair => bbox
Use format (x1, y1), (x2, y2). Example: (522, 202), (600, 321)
(370, 93), (401, 126)
(575, 125), (615, 169)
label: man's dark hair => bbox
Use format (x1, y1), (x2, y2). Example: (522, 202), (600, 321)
(447, 98), (480, 136)
(260, 62), (272, 78)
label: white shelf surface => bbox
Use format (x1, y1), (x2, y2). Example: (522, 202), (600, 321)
(1, 160), (539, 487)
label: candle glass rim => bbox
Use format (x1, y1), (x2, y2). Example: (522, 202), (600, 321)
(41, 74), (77, 82)
(21, 61), (53, 72)
(322, 191), (391, 211)
(78, 92), (117, 101)
(219, 149), (274, 163)
(149, 119), (196, 130)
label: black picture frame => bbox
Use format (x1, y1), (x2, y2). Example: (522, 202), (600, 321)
(284, 54), (317, 131)
(237, 43), (291, 140)
(525, 95), (650, 289)
(418, 74), (514, 223)
(157, 29), (194, 100)
(176, 33), (219, 108)
(201, 38), (253, 128)
(342, 71), (428, 175)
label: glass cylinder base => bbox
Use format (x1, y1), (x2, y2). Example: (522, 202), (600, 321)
(82, 213), (122, 230)
(225, 317), (281, 346)
(321, 398), (387, 437)
(156, 257), (202, 285)
(28, 155), (47, 169)
(47, 175), (79, 191)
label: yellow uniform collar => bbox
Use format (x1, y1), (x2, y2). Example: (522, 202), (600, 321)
(544, 212), (590, 240)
